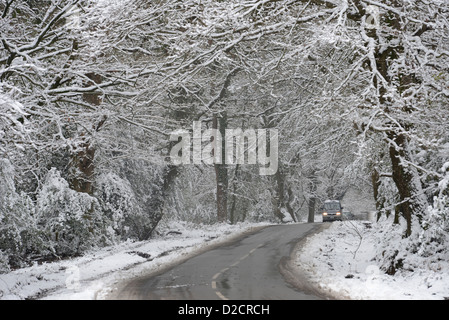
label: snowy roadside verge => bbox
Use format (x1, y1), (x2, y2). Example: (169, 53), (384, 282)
(294, 221), (449, 300)
(0, 221), (270, 300)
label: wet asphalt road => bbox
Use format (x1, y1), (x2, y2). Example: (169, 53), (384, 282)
(113, 223), (323, 300)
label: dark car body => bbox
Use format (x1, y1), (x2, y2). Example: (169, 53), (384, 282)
(322, 200), (343, 222)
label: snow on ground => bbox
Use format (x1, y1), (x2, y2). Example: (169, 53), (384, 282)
(295, 220), (449, 300)
(0, 221), (270, 300)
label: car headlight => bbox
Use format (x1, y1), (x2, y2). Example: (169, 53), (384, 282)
(323, 212), (328, 216)
(336, 212), (341, 215)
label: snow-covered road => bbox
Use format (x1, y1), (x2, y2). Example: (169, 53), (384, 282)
(111, 223), (322, 300)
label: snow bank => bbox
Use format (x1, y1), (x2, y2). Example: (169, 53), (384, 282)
(295, 221), (449, 300)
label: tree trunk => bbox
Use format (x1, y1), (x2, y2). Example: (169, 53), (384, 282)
(364, 3), (428, 236)
(207, 69), (240, 223)
(69, 73), (103, 195)
(307, 170), (318, 223)
(71, 144), (96, 194)
(273, 168), (285, 222)
(229, 164), (240, 225)
(388, 132), (427, 237)
(273, 164), (297, 223)
(286, 186), (296, 222)
(371, 167), (383, 221)
(213, 113), (228, 223)
(308, 197), (316, 223)
(142, 164), (178, 239)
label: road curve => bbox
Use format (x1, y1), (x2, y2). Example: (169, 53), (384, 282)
(112, 223), (323, 300)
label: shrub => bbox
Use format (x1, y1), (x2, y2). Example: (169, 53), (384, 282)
(36, 168), (105, 257)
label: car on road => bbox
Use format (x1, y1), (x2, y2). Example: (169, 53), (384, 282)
(322, 200), (343, 222)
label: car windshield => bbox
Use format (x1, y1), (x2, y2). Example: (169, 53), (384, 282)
(324, 202), (341, 210)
